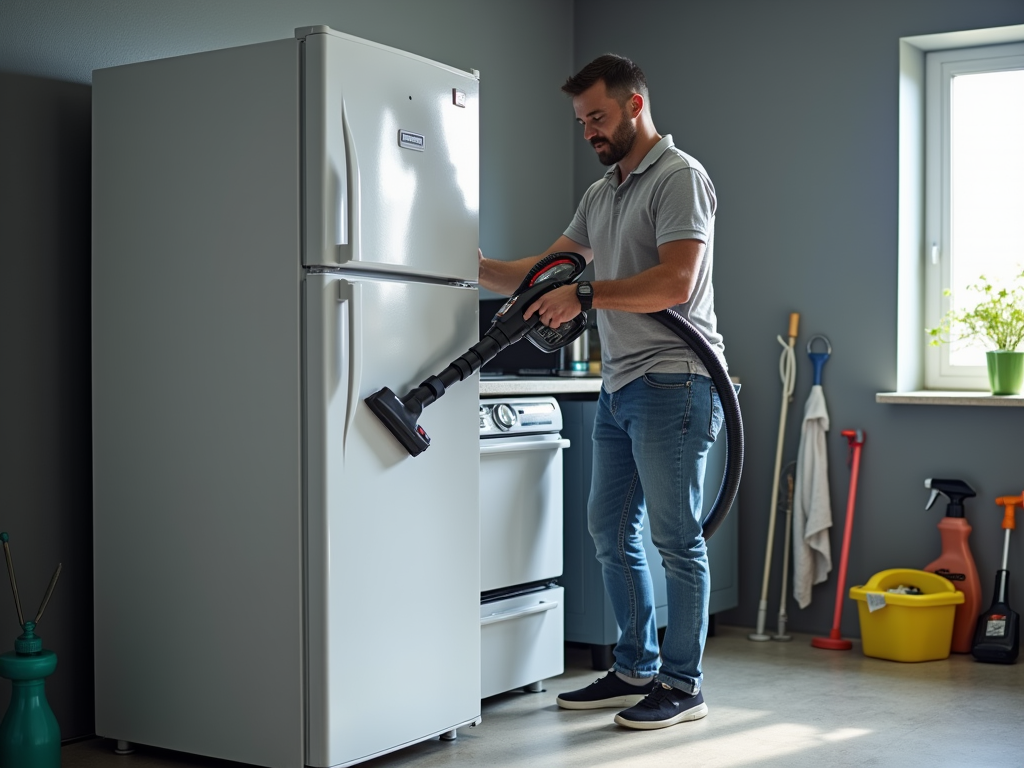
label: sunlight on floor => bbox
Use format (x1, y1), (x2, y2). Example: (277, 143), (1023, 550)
(598, 720), (875, 768)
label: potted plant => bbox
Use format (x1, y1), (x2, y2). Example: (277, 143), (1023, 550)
(927, 270), (1024, 395)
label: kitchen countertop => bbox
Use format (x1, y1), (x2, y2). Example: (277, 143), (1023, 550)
(480, 375), (603, 396)
(480, 374), (740, 397)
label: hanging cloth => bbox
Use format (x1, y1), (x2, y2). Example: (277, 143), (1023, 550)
(792, 339), (833, 609)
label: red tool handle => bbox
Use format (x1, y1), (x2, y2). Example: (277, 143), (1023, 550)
(831, 430), (865, 633)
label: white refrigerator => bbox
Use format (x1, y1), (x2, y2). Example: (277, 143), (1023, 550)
(92, 26), (481, 768)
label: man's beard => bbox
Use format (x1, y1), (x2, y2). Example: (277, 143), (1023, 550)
(592, 115), (637, 166)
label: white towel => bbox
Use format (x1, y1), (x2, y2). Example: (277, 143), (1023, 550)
(792, 384), (833, 609)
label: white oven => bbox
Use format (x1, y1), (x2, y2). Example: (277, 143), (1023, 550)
(479, 396), (568, 699)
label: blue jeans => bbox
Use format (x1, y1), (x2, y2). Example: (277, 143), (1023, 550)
(588, 371), (723, 694)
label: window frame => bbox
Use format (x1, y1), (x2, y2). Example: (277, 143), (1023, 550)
(896, 25), (1024, 395)
(924, 42), (1024, 390)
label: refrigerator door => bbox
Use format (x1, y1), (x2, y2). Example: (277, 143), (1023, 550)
(305, 273), (481, 767)
(302, 28), (479, 282)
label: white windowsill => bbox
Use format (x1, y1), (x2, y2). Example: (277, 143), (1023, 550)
(876, 391), (1024, 406)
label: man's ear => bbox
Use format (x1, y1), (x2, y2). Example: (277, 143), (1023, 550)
(629, 93), (644, 119)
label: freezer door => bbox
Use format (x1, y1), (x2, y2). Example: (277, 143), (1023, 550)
(305, 273), (481, 767)
(303, 29), (479, 282)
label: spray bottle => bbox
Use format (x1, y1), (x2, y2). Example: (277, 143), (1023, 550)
(923, 479), (982, 653)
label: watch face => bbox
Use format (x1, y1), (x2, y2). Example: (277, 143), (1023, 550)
(578, 283), (592, 296)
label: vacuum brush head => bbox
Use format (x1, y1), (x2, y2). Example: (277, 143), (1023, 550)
(365, 387), (431, 456)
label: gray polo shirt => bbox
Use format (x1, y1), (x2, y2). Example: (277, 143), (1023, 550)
(564, 134), (726, 393)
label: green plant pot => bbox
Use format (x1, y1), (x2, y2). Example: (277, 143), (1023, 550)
(986, 350), (1024, 395)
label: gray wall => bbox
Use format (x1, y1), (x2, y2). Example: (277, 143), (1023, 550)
(0, 0), (574, 740)
(573, 0), (1024, 637)
(0, 73), (93, 740)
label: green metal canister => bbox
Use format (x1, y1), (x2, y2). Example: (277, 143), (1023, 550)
(0, 622), (60, 767)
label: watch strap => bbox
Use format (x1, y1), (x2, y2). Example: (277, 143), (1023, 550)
(576, 281), (593, 311)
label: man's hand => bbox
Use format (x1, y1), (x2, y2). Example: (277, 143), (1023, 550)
(523, 284), (583, 328)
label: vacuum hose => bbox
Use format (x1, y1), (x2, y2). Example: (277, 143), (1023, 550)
(648, 310), (743, 540)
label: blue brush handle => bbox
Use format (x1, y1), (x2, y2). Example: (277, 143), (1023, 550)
(806, 335), (832, 386)
(809, 353), (829, 385)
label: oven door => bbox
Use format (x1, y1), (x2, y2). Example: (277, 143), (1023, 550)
(479, 434), (570, 593)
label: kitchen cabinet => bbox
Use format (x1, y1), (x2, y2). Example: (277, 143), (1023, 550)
(557, 393), (739, 670)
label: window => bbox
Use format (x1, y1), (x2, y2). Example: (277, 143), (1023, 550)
(924, 42), (1024, 389)
(896, 26), (1024, 395)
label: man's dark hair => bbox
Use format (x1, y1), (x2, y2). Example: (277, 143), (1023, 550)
(561, 54), (649, 104)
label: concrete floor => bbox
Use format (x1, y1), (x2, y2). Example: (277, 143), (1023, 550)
(63, 625), (1024, 768)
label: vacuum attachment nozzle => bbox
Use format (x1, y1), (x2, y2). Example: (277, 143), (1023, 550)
(364, 387), (431, 456)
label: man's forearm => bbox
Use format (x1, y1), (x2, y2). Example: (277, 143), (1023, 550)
(478, 255), (542, 296)
(591, 261), (700, 313)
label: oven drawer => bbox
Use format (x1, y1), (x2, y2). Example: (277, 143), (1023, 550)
(480, 587), (564, 699)
(479, 436), (569, 592)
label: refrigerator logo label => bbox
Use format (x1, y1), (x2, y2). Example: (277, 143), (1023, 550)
(399, 131), (425, 151)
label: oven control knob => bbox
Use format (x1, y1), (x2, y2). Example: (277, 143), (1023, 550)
(493, 403), (517, 431)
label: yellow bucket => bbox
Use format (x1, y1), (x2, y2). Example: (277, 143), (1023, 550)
(849, 568), (965, 662)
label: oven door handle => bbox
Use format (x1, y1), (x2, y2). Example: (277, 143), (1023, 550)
(480, 599), (560, 626)
(479, 438), (570, 455)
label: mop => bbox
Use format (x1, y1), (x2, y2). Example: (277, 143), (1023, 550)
(749, 313), (799, 642)
(812, 429), (865, 650)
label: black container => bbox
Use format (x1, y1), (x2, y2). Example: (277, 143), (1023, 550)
(971, 570), (1020, 664)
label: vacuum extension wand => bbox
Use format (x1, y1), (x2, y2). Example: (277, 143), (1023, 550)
(365, 252), (590, 456)
(365, 252), (744, 542)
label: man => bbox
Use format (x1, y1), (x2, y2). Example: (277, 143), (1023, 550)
(478, 54), (725, 731)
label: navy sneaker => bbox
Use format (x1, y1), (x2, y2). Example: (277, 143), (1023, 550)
(613, 683), (708, 729)
(556, 672), (657, 710)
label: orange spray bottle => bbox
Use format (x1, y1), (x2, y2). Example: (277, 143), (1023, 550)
(923, 478), (982, 653)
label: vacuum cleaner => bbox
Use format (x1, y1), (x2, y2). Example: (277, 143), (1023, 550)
(365, 251), (744, 540)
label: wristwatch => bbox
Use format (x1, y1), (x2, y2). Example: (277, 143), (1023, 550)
(576, 281), (594, 311)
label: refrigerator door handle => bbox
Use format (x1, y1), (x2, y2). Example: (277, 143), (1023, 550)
(336, 101), (362, 263)
(480, 600), (559, 626)
(337, 280), (363, 455)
